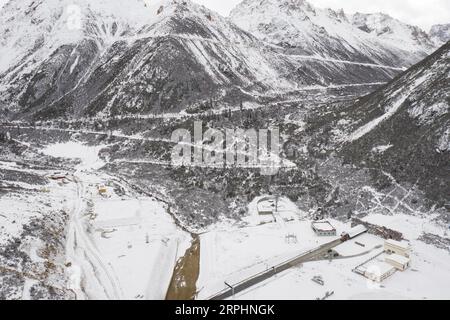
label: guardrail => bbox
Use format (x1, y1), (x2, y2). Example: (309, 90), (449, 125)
(352, 251), (384, 275)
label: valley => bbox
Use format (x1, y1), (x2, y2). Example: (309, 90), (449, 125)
(0, 0), (448, 301)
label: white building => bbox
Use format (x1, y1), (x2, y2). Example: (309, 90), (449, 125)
(311, 221), (336, 236)
(347, 225), (368, 239)
(363, 262), (396, 283)
(384, 239), (411, 257)
(385, 254), (410, 271)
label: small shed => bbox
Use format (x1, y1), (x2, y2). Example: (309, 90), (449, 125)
(98, 185), (108, 195)
(311, 220), (337, 237)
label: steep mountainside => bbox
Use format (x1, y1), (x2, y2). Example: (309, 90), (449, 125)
(1, 0), (403, 121)
(351, 12), (434, 54)
(336, 41), (450, 205)
(230, 0), (436, 67)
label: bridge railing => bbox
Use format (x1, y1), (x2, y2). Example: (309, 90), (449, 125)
(205, 245), (324, 300)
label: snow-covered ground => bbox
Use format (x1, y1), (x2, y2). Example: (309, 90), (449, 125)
(2, 139), (449, 300)
(0, 162), (72, 246)
(361, 213), (448, 240)
(229, 212), (450, 300)
(0, 159), (78, 299)
(42, 141), (106, 171)
(196, 196), (348, 299)
(39, 141), (191, 300)
(71, 173), (191, 299)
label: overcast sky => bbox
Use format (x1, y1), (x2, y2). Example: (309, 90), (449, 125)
(1, 0), (448, 31)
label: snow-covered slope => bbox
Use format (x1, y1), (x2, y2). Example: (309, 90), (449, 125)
(0, 0), (157, 73)
(429, 24), (450, 46)
(351, 12), (435, 55)
(230, 0), (436, 68)
(0, 0), (281, 118)
(0, 0), (403, 120)
(0, 0), (172, 117)
(339, 41), (450, 205)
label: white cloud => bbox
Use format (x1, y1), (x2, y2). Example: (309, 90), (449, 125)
(0, 0), (448, 31)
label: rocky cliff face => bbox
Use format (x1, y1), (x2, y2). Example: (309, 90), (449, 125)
(430, 23), (450, 46)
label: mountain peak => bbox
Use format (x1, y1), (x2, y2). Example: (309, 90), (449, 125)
(350, 12), (434, 52)
(230, 0), (436, 66)
(0, 0), (183, 74)
(232, 0), (314, 14)
(429, 23), (450, 46)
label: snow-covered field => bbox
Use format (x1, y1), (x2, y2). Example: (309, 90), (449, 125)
(2, 139), (449, 300)
(42, 141), (106, 171)
(196, 196), (349, 299)
(229, 213), (450, 300)
(0, 159), (78, 299)
(38, 141), (191, 299)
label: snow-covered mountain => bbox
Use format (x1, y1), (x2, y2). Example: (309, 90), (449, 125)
(230, 0), (436, 67)
(0, 0), (154, 74)
(338, 41), (450, 205)
(0, 0), (409, 121)
(429, 23), (450, 46)
(0, 0), (449, 302)
(0, 0), (283, 118)
(351, 12), (435, 53)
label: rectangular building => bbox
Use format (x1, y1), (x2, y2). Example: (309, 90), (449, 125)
(385, 254), (410, 271)
(363, 262), (396, 283)
(311, 221), (337, 237)
(347, 225), (368, 239)
(384, 239), (411, 257)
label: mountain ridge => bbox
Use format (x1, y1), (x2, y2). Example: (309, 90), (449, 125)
(230, 0), (437, 68)
(337, 41), (450, 205)
(0, 0), (406, 120)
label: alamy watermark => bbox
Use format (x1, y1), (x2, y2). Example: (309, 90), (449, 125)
(171, 122), (286, 176)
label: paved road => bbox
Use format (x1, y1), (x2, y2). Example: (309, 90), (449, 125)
(208, 238), (343, 300)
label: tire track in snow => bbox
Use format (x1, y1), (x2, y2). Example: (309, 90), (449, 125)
(66, 175), (124, 299)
